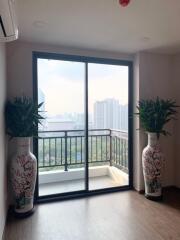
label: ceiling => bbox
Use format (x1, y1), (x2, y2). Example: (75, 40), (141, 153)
(16, 0), (180, 54)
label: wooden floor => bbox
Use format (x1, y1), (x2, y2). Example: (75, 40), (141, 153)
(4, 188), (180, 240)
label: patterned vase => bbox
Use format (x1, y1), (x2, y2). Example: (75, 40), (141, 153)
(142, 132), (164, 200)
(10, 137), (37, 216)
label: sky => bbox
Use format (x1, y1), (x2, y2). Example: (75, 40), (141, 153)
(38, 59), (129, 116)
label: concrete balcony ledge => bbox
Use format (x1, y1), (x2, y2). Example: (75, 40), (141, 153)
(39, 166), (128, 186)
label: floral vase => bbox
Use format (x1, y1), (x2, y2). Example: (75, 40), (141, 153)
(142, 132), (164, 200)
(10, 137), (37, 216)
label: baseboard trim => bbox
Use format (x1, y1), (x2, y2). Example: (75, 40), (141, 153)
(137, 189), (145, 194)
(2, 218), (7, 240)
(1, 204), (10, 240)
(2, 205), (15, 240)
(2, 228), (5, 240)
(136, 185), (180, 195)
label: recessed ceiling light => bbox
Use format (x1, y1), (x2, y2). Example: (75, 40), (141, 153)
(32, 20), (47, 28)
(141, 37), (151, 42)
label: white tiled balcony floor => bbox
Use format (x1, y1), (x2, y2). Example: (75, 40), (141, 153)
(39, 176), (127, 196)
(39, 166), (128, 196)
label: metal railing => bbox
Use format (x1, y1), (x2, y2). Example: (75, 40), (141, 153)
(38, 129), (128, 173)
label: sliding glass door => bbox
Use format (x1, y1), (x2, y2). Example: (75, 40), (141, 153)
(33, 52), (132, 200)
(36, 58), (86, 196)
(88, 63), (129, 190)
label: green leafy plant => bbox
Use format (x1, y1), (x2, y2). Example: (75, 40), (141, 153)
(136, 97), (179, 138)
(5, 96), (44, 138)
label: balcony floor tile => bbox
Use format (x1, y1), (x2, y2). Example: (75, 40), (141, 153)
(39, 176), (127, 196)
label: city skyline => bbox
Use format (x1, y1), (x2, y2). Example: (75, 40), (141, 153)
(39, 93), (128, 132)
(38, 59), (128, 115)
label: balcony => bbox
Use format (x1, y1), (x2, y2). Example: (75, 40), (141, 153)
(38, 129), (129, 196)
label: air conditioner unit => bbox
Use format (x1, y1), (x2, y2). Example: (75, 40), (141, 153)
(0, 0), (18, 42)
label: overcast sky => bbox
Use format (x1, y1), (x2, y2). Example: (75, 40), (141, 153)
(38, 59), (128, 116)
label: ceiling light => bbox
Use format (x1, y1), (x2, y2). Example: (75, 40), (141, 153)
(141, 37), (150, 42)
(32, 21), (47, 28)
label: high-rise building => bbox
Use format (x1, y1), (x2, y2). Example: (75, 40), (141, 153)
(94, 101), (106, 129)
(94, 98), (128, 131)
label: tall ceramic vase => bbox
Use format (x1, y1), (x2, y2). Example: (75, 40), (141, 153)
(10, 137), (37, 216)
(142, 132), (164, 200)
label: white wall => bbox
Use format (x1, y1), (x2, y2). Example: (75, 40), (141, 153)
(133, 52), (177, 190)
(133, 54), (142, 190)
(6, 40), (133, 98)
(0, 43), (7, 239)
(172, 55), (180, 187)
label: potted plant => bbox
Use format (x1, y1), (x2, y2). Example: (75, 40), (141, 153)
(5, 96), (44, 216)
(136, 97), (178, 200)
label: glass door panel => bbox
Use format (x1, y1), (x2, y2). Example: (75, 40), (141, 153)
(37, 58), (86, 196)
(88, 63), (129, 190)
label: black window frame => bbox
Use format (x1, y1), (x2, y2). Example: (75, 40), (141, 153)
(33, 51), (133, 203)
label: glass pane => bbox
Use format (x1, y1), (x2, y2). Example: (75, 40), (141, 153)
(37, 59), (85, 196)
(88, 63), (129, 190)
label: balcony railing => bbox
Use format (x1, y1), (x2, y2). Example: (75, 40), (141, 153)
(38, 129), (128, 173)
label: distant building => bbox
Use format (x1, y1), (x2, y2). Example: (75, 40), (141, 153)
(47, 119), (76, 131)
(94, 98), (128, 131)
(94, 101), (106, 129)
(119, 104), (128, 131)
